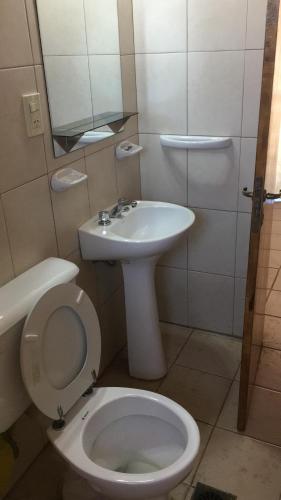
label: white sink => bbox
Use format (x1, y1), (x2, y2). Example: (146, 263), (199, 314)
(79, 201), (195, 381)
(79, 201), (195, 261)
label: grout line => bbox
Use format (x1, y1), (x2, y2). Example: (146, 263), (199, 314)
(173, 363), (237, 383)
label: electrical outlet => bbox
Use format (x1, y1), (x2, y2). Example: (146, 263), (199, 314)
(22, 93), (44, 137)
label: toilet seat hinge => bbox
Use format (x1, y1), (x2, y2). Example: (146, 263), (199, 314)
(52, 405), (65, 431)
(83, 370), (97, 397)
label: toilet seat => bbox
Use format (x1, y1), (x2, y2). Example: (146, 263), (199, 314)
(20, 283), (101, 420)
(48, 387), (200, 500)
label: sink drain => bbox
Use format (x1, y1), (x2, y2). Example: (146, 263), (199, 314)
(192, 483), (237, 500)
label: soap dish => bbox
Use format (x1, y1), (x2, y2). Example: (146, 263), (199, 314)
(51, 168), (88, 193)
(116, 141), (143, 160)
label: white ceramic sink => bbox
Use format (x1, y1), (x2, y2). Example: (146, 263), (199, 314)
(79, 201), (195, 381)
(79, 201), (195, 261)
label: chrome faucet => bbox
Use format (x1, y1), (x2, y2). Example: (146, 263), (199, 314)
(109, 198), (136, 218)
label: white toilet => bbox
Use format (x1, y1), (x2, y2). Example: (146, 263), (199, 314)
(0, 258), (200, 500)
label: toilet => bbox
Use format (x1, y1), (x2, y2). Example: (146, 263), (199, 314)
(0, 258), (200, 500)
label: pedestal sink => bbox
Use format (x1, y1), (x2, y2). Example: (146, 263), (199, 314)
(79, 201), (195, 380)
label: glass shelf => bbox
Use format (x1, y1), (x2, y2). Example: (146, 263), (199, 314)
(53, 111), (138, 138)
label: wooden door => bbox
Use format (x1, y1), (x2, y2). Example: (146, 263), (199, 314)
(238, 0), (281, 431)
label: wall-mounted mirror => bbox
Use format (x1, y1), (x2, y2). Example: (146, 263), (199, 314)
(36, 0), (137, 157)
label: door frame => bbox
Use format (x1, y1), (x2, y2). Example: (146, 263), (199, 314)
(238, 0), (281, 431)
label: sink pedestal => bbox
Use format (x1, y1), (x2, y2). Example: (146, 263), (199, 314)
(122, 256), (167, 380)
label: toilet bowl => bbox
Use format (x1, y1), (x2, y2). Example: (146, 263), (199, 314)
(48, 387), (200, 500)
(0, 261), (199, 500)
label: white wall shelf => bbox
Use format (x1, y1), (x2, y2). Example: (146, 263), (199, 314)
(160, 135), (232, 150)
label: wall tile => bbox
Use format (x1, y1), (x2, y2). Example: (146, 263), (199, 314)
(43, 56), (92, 128)
(139, 134), (187, 205)
(36, 0), (87, 56)
(49, 159), (91, 258)
(0, 0), (33, 69)
(156, 267), (188, 326)
(133, 0), (187, 54)
(235, 212), (251, 277)
(86, 146), (118, 215)
(238, 138), (257, 212)
(188, 209), (237, 276)
(136, 53), (188, 134)
(188, 0), (247, 52)
(0, 198), (14, 286)
(85, 0), (120, 55)
(121, 55), (137, 112)
(0, 67), (47, 193)
(89, 55), (123, 116)
(188, 271), (235, 334)
(116, 135), (141, 200)
(188, 51), (244, 136)
(34, 65), (85, 172)
(246, 0), (267, 50)
(242, 50), (264, 138)
(118, 0), (135, 55)
(159, 235), (188, 269)
(233, 278), (246, 337)
(188, 138), (241, 211)
(25, 0), (43, 65)
(2, 176), (58, 276)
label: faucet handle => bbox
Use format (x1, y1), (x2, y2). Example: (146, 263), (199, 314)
(98, 210), (111, 226)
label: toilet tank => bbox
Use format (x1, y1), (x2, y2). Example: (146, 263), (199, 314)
(0, 258), (79, 432)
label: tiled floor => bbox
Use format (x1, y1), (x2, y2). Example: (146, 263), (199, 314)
(6, 323), (281, 500)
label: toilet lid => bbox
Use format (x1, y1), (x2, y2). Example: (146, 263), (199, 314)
(20, 283), (101, 421)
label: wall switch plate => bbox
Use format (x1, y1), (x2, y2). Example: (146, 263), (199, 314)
(22, 93), (44, 137)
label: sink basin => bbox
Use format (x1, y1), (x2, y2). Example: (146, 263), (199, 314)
(79, 201), (195, 261)
(79, 201), (195, 381)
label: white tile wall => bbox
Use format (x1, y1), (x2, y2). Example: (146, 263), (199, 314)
(238, 139), (258, 212)
(235, 212), (251, 277)
(159, 235), (188, 269)
(84, 0), (120, 55)
(134, 0), (267, 335)
(188, 51), (245, 136)
(43, 56), (92, 128)
(246, 0), (268, 50)
(133, 0), (187, 54)
(188, 138), (241, 211)
(136, 53), (188, 134)
(36, 0), (87, 56)
(89, 55), (123, 115)
(233, 278), (247, 337)
(140, 134), (187, 205)
(188, 209), (237, 276)
(188, 0), (247, 52)
(156, 267), (188, 326)
(188, 271), (235, 334)
(242, 51), (264, 137)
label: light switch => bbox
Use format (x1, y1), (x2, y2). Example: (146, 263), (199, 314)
(22, 93), (44, 137)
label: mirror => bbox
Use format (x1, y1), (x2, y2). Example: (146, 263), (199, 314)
(36, 0), (136, 157)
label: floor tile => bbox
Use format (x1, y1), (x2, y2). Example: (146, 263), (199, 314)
(159, 365), (231, 425)
(185, 488), (195, 499)
(184, 421), (213, 485)
(217, 381), (239, 432)
(98, 350), (161, 392)
(193, 428), (281, 500)
(255, 348), (281, 392)
(177, 330), (241, 380)
(170, 482), (190, 500)
(160, 323), (192, 368)
(218, 381), (281, 447)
